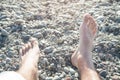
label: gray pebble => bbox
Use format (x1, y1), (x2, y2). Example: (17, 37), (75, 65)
(33, 32), (43, 39)
(53, 75), (61, 80)
(0, 54), (6, 60)
(0, 28), (9, 37)
(97, 16), (104, 22)
(69, 67), (76, 74)
(44, 46), (53, 54)
(100, 70), (108, 78)
(7, 51), (14, 58)
(46, 77), (53, 80)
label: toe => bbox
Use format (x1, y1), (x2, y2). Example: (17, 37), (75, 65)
(30, 37), (38, 47)
(83, 13), (91, 23)
(19, 48), (23, 56)
(27, 42), (32, 50)
(22, 46), (26, 56)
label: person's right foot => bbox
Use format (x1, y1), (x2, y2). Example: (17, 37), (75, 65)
(71, 14), (97, 70)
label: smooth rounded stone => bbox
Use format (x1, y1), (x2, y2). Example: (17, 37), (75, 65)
(64, 67), (76, 74)
(6, 57), (12, 64)
(42, 58), (49, 65)
(112, 75), (120, 80)
(69, 67), (76, 74)
(0, 15), (7, 20)
(0, 28), (9, 37)
(49, 63), (56, 71)
(44, 46), (54, 54)
(6, 51), (14, 58)
(33, 32), (43, 39)
(100, 70), (108, 78)
(15, 40), (20, 45)
(21, 34), (30, 42)
(97, 16), (104, 22)
(40, 72), (47, 79)
(10, 24), (24, 32)
(14, 19), (25, 24)
(0, 54), (6, 60)
(99, 2), (111, 6)
(64, 67), (69, 73)
(115, 17), (120, 23)
(46, 77), (53, 80)
(117, 11), (120, 16)
(53, 75), (61, 80)
(59, 72), (66, 78)
(74, 73), (79, 78)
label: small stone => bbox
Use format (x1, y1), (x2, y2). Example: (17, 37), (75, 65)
(46, 77), (53, 80)
(53, 75), (61, 80)
(115, 17), (120, 23)
(0, 28), (9, 37)
(21, 34), (30, 42)
(100, 70), (108, 78)
(64, 67), (69, 73)
(6, 57), (12, 64)
(97, 16), (104, 22)
(44, 46), (53, 54)
(14, 19), (25, 24)
(0, 54), (6, 60)
(69, 67), (76, 74)
(59, 72), (66, 78)
(33, 32), (43, 39)
(7, 51), (14, 58)
(74, 73), (79, 78)
(112, 75), (120, 80)
(0, 15), (7, 20)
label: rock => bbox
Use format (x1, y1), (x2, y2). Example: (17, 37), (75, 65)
(9, 24), (24, 32)
(46, 77), (53, 80)
(0, 54), (6, 60)
(97, 16), (104, 22)
(6, 57), (12, 64)
(112, 75), (120, 80)
(0, 15), (7, 20)
(44, 46), (53, 54)
(115, 17), (120, 23)
(6, 51), (14, 58)
(0, 28), (9, 37)
(53, 75), (61, 80)
(21, 34), (30, 42)
(69, 67), (76, 74)
(59, 72), (66, 78)
(33, 32), (43, 39)
(117, 11), (120, 16)
(100, 70), (108, 78)
(74, 73), (79, 78)
(64, 67), (69, 73)
(14, 19), (25, 24)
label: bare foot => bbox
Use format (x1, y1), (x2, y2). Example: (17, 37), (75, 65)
(20, 38), (40, 68)
(18, 38), (40, 80)
(71, 14), (97, 70)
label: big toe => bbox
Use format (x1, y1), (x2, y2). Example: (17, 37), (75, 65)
(83, 14), (91, 23)
(88, 15), (97, 36)
(30, 37), (39, 47)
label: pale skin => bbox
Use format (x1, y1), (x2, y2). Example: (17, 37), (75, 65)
(16, 14), (100, 80)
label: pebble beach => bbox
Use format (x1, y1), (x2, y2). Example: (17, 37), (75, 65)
(0, 0), (120, 80)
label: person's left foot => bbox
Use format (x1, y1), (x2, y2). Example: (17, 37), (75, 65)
(17, 38), (40, 80)
(19, 38), (40, 69)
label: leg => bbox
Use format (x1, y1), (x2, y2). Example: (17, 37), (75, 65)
(71, 14), (100, 80)
(17, 38), (40, 80)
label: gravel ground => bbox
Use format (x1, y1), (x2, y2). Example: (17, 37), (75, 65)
(0, 0), (120, 80)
